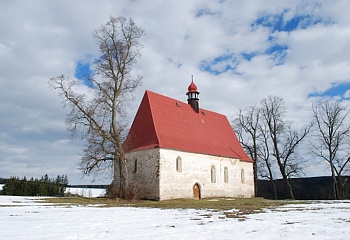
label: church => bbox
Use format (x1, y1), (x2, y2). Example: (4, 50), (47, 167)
(122, 79), (254, 200)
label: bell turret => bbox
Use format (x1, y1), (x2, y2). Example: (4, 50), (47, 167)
(186, 76), (200, 113)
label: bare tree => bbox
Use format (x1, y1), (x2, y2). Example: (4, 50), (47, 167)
(258, 122), (278, 199)
(235, 105), (279, 198)
(312, 100), (350, 199)
(49, 16), (144, 198)
(260, 96), (310, 199)
(236, 96), (310, 199)
(235, 106), (260, 196)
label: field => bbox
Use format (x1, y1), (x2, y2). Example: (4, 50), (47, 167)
(1, 196), (349, 239)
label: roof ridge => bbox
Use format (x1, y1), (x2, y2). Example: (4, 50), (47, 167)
(146, 90), (223, 116)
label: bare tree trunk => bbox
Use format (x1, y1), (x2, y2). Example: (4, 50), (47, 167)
(331, 163), (339, 200)
(266, 165), (278, 199)
(252, 161), (258, 197)
(282, 170), (294, 199)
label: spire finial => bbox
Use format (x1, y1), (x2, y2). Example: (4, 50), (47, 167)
(191, 75), (194, 82)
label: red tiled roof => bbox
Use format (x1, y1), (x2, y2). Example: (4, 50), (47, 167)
(123, 90), (253, 162)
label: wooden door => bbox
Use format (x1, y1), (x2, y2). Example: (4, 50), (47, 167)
(193, 183), (201, 199)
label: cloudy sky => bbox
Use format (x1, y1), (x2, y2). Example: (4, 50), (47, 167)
(1, 0), (350, 184)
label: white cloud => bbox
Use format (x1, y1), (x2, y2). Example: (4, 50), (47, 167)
(344, 89), (350, 99)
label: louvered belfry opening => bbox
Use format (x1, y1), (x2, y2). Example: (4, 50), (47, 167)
(186, 77), (200, 113)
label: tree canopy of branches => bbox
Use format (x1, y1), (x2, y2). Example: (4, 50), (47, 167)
(49, 16), (144, 198)
(235, 95), (310, 199)
(312, 100), (350, 199)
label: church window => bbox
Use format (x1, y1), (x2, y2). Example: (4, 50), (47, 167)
(211, 165), (216, 183)
(241, 169), (245, 184)
(133, 159), (138, 173)
(224, 167), (228, 183)
(176, 156), (182, 172)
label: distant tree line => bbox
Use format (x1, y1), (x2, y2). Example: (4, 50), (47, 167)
(0, 177), (6, 184)
(258, 176), (350, 200)
(1, 174), (68, 196)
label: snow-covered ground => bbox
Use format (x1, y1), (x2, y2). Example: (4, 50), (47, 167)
(0, 184), (106, 198)
(0, 196), (349, 240)
(65, 187), (106, 197)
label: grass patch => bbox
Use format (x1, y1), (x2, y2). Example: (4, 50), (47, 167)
(42, 197), (294, 217)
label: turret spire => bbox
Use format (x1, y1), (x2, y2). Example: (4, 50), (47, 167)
(186, 76), (200, 113)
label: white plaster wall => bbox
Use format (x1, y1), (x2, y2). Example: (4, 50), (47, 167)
(126, 148), (254, 200)
(237, 161), (255, 198)
(158, 149), (255, 200)
(125, 149), (160, 200)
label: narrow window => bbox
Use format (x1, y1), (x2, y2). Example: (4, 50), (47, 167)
(241, 169), (245, 184)
(224, 167), (228, 183)
(176, 156), (182, 172)
(133, 159), (138, 173)
(211, 165), (216, 183)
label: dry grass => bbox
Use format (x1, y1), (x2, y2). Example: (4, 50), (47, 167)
(42, 197), (294, 218)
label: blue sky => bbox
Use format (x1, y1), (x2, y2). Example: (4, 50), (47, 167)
(309, 82), (350, 99)
(252, 10), (325, 32)
(75, 61), (93, 87)
(199, 54), (238, 75)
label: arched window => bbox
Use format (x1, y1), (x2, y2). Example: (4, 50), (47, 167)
(224, 167), (228, 183)
(176, 156), (182, 172)
(241, 169), (245, 184)
(211, 165), (216, 183)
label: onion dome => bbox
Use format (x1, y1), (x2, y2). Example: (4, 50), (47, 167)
(188, 79), (198, 92)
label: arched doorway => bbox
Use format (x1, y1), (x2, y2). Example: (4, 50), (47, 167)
(193, 183), (201, 199)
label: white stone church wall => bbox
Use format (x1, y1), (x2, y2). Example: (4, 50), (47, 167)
(237, 161), (255, 197)
(126, 148), (254, 200)
(125, 149), (161, 200)
(158, 149), (254, 200)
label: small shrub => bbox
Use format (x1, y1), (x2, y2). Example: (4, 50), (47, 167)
(123, 183), (140, 201)
(106, 182), (139, 201)
(105, 183), (119, 199)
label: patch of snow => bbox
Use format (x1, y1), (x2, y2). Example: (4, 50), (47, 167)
(0, 196), (349, 239)
(0, 196), (52, 206)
